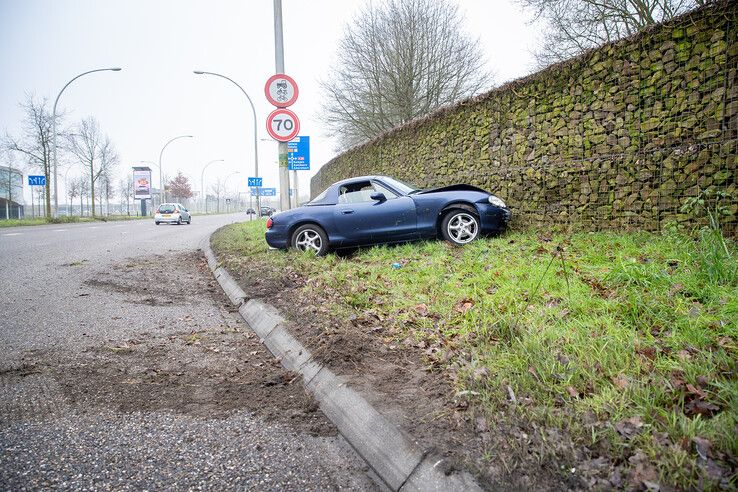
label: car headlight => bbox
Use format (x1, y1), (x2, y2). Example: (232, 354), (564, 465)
(488, 195), (506, 208)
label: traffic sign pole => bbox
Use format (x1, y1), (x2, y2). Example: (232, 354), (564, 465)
(273, 0), (291, 212)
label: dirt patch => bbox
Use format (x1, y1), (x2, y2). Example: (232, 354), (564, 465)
(222, 254), (583, 490)
(5, 253), (336, 437)
(48, 326), (331, 435)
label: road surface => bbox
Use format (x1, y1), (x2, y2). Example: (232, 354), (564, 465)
(0, 215), (378, 490)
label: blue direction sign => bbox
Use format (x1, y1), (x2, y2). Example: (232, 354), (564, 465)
(248, 177), (262, 187)
(288, 136), (310, 171)
(250, 187), (277, 197)
(28, 175), (46, 186)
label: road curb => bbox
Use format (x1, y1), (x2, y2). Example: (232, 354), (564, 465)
(200, 236), (482, 491)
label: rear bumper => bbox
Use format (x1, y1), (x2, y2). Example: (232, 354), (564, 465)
(155, 214), (183, 223)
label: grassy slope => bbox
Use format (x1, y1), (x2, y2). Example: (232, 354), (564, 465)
(212, 221), (737, 489)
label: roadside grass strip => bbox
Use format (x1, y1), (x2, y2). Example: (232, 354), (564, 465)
(0, 215), (150, 228)
(212, 221), (738, 489)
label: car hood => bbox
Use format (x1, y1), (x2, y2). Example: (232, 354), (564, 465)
(417, 184), (489, 195)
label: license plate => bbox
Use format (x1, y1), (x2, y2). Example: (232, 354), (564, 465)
(162, 214), (171, 217)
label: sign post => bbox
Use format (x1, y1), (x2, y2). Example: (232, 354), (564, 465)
(288, 135), (310, 207)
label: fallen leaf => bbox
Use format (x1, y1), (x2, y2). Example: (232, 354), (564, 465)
(615, 416), (644, 439)
(567, 386), (579, 398)
(692, 436), (712, 460)
(686, 383), (707, 399)
(414, 303), (429, 317)
(454, 298), (475, 314)
(612, 374), (629, 389)
(684, 399), (720, 417)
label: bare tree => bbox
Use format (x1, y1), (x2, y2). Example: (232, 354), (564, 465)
(518, 0), (705, 67)
(118, 175), (133, 215)
(209, 178), (224, 213)
(67, 176), (81, 216)
(66, 117), (119, 217)
(5, 94), (62, 218)
(320, 0), (491, 149)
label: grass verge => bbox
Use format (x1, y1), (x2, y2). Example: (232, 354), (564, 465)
(0, 215), (150, 228)
(212, 221), (737, 489)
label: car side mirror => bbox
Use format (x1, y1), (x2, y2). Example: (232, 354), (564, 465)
(370, 192), (386, 202)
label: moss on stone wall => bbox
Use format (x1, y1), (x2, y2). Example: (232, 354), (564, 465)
(312, 1), (738, 233)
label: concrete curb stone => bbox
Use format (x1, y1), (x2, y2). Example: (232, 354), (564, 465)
(200, 235), (483, 491)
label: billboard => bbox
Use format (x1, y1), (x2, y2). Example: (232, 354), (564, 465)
(133, 168), (152, 200)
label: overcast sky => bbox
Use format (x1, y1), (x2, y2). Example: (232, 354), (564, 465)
(0, 0), (541, 205)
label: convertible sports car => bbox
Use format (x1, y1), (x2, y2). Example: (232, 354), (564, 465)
(265, 175), (511, 255)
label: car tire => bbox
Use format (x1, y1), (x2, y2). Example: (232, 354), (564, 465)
(441, 209), (480, 246)
(155, 221), (160, 225)
(187, 217), (191, 224)
(177, 217), (182, 225)
(291, 224), (329, 256)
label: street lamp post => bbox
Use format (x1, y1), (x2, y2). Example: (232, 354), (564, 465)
(193, 71), (261, 215)
(52, 67), (122, 218)
(158, 135), (193, 205)
(201, 159), (224, 214)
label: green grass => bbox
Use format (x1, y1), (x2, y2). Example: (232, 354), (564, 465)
(212, 222), (738, 489)
(0, 215), (150, 227)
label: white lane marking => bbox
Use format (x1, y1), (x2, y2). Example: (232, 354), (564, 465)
(52, 229), (68, 232)
(2, 233), (22, 236)
(88, 226), (100, 229)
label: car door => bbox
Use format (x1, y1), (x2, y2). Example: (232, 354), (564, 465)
(333, 180), (417, 246)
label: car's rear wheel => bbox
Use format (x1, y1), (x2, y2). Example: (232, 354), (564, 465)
(177, 217), (182, 225)
(441, 209), (480, 245)
(155, 221), (160, 225)
(291, 224), (328, 256)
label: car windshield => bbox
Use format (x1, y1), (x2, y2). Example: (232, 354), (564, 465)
(159, 205), (176, 213)
(382, 177), (420, 195)
(307, 188), (330, 204)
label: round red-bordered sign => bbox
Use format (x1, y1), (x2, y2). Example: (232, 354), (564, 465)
(264, 74), (299, 108)
(266, 108), (300, 142)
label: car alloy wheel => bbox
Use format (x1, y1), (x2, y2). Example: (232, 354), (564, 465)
(177, 217), (182, 225)
(291, 224), (328, 256)
(442, 210), (480, 245)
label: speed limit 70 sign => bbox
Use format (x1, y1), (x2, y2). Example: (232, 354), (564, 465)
(266, 108), (300, 142)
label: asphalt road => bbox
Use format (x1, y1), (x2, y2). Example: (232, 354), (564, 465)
(0, 215), (378, 490)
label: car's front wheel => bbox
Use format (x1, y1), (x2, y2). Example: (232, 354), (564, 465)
(291, 224), (329, 256)
(441, 209), (480, 245)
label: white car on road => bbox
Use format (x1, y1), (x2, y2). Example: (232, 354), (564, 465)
(154, 203), (192, 225)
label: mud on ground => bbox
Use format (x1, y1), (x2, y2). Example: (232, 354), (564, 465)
(221, 251), (586, 491)
(1, 253), (332, 438)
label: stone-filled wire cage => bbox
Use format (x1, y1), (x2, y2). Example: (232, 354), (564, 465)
(311, 1), (738, 236)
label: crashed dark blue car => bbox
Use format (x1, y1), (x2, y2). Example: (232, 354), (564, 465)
(265, 175), (511, 255)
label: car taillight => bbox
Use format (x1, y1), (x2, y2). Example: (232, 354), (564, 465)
(266, 217), (273, 229)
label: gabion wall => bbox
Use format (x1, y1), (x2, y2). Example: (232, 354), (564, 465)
(311, 2), (737, 234)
